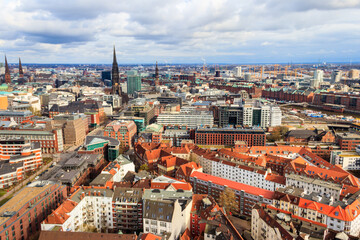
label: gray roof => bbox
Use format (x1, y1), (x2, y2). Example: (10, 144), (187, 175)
(113, 188), (143, 202)
(0, 161), (23, 175)
(70, 187), (114, 203)
(143, 199), (174, 222)
(143, 189), (193, 200)
(90, 173), (113, 186)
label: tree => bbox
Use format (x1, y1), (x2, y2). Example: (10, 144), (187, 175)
(267, 126), (289, 142)
(28, 106), (41, 116)
(83, 223), (98, 232)
(218, 187), (239, 214)
(139, 164), (149, 172)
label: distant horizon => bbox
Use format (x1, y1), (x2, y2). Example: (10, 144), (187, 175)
(3, 61), (360, 66)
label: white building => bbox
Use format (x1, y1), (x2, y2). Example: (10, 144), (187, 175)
(143, 197), (192, 239)
(242, 104), (253, 126)
(157, 111), (214, 128)
(234, 66), (242, 77)
(41, 188), (114, 232)
(330, 148), (360, 170)
(270, 106), (282, 127)
(260, 105), (271, 129)
(194, 150), (285, 191)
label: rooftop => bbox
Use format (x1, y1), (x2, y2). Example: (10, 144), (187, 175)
(0, 183), (57, 225)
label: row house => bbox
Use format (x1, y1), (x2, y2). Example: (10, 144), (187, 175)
(189, 171), (274, 216)
(272, 187), (360, 237)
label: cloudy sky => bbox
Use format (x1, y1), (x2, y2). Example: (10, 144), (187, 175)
(1, 0), (360, 64)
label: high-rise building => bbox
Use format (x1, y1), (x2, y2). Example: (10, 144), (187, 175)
(349, 69), (360, 79)
(311, 69), (324, 88)
(19, 58), (23, 78)
(242, 104), (253, 126)
(219, 105), (243, 127)
(101, 70), (111, 81)
(4, 55), (11, 84)
(111, 46), (122, 96)
(127, 70), (141, 95)
(234, 66), (242, 77)
(331, 70), (342, 83)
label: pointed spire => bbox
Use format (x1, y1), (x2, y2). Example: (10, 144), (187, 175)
(113, 45), (117, 65)
(19, 58), (23, 77)
(111, 45), (121, 96)
(4, 55), (11, 84)
(155, 61), (159, 86)
(4, 55), (9, 74)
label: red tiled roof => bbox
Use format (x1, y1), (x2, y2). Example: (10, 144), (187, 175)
(190, 171), (274, 199)
(42, 200), (78, 224)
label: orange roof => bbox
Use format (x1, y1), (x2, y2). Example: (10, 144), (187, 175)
(191, 171), (274, 199)
(139, 233), (162, 240)
(43, 200), (78, 224)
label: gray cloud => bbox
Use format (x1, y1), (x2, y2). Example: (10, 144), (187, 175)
(0, 0), (359, 63)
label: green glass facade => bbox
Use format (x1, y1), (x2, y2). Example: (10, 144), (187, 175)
(127, 70), (141, 94)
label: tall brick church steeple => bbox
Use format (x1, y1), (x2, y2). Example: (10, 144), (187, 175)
(4, 56), (11, 84)
(155, 61), (159, 86)
(19, 58), (24, 78)
(111, 46), (122, 96)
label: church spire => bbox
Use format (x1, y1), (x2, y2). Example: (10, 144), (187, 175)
(19, 58), (24, 78)
(111, 46), (121, 96)
(4, 55), (11, 84)
(113, 45), (117, 65)
(155, 61), (159, 86)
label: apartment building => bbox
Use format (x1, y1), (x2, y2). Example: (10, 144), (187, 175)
(272, 187), (360, 237)
(330, 147), (360, 170)
(251, 204), (328, 240)
(189, 171), (274, 216)
(192, 147), (284, 191)
(0, 129), (64, 153)
(113, 188), (143, 231)
(142, 189), (192, 240)
(90, 155), (135, 186)
(0, 138), (42, 188)
(157, 111), (214, 129)
(0, 182), (67, 240)
(104, 120), (137, 148)
(42, 186), (114, 233)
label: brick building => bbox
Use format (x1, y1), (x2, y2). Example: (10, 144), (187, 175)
(336, 132), (360, 150)
(262, 87), (315, 103)
(0, 182), (67, 240)
(313, 92), (360, 112)
(104, 121), (137, 148)
(195, 127), (266, 147)
(0, 129), (63, 153)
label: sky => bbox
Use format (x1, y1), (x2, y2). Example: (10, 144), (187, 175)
(0, 0), (360, 64)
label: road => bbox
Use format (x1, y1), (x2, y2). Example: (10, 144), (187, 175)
(0, 160), (54, 204)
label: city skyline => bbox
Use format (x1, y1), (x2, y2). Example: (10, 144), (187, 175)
(0, 0), (360, 64)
